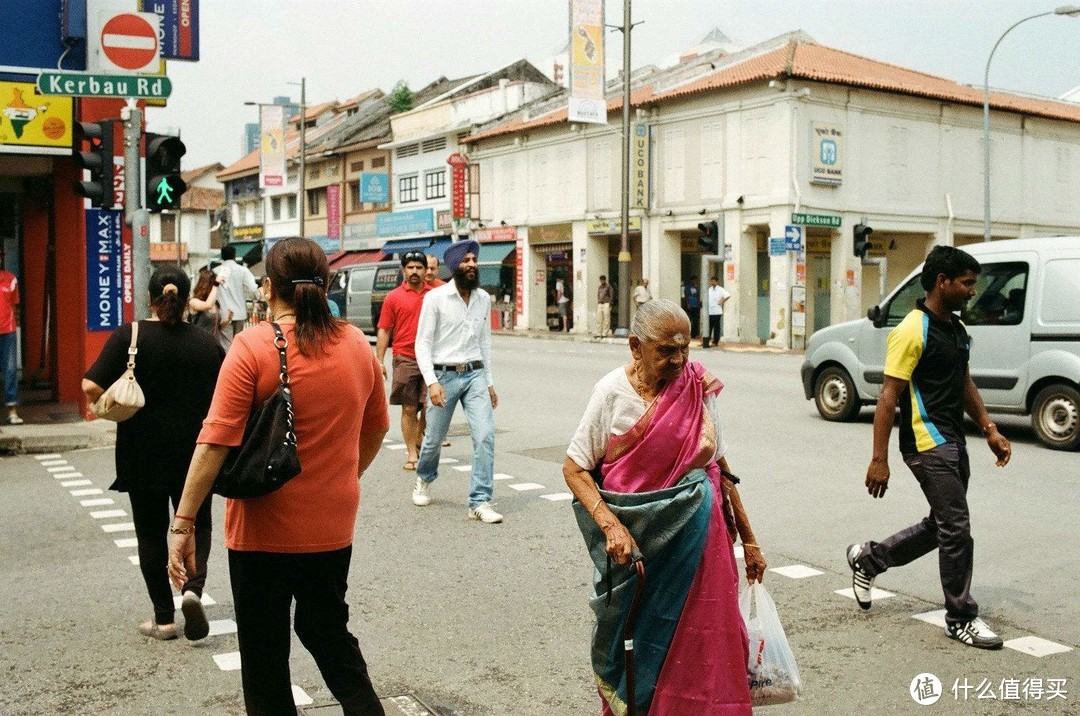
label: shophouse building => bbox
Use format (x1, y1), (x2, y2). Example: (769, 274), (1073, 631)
(465, 32), (1080, 345)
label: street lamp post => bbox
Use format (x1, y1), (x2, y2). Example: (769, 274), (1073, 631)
(289, 78), (307, 240)
(983, 6), (1080, 242)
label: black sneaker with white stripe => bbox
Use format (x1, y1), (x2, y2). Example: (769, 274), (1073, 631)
(846, 543), (875, 610)
(946, 617), (1004, 650)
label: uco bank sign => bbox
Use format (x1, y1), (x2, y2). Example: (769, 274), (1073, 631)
(88, 1), (161, 74)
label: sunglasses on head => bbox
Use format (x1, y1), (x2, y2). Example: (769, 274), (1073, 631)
(403, 251), (427, 263)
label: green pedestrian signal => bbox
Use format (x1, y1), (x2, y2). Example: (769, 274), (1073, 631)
(144, 132), (187, 212)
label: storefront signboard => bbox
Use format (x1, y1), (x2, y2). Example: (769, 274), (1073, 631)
(768, 237), (786, 257)
(359, 172), (389, 203)
(515, 240), (525, 322)
(436, 210), (452, 231)
(528, 223), (573, 245)
(86, 209), (131, 331)
(232, 225), (264, 239)
(632, 123), (649, 209)
(585, 216), (641, 235)
(376, 208), (434, 237)
(811, 122), (843, 186)
(0, 81), (73, 155)
(791, 212), (841, 228)
(342, 221), (377, 240)
(476, 226), (517, 243)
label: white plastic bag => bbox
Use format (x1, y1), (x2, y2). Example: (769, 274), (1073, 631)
(739, 582), (803, 706)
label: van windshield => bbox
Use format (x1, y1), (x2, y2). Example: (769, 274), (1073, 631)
(961, 262), (1028, 326)
(884, 276), (924, 326)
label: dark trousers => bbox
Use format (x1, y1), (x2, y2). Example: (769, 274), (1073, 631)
(703, 314), (722, 347)
(858, 443), (978, 626)
(127, 487), (212, 625)
(687, 307), (701, 338)
(228, 547), (384, 716)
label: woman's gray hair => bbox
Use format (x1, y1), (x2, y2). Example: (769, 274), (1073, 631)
(630, 298), (690, 342)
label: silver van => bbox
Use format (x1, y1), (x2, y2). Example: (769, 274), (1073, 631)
(328, 261), (402, 338)
(801, 236), (1080, 450)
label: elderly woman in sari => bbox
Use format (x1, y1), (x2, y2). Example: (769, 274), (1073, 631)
(563, 299), (766, 716)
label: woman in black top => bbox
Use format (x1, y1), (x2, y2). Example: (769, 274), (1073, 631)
(83, 266), (223, 641)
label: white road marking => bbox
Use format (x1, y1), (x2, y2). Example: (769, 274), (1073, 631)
(912, 609), (947, 628)
(834, 587), (896, 602)
(70, 488), (103, 496)
(292, 685), (313, 706)
(508, 482), (545, 491)
(114, 537), (138, 548)
(48, 466), (79, 473)
(438, 457), (459, 464)
(493, 473), (515, 481)
(386, 444), (407, 451)
(382, 438), (391, 444)
(1003, 636), (1073, 658)
(769, 565), (824, 579)
(173, 592), (216, 608)
(81, 498), (114, 507)
(128, 555), (140, 566)
(451, 465), (473, 472)
(55, 472), (84, 479)
(213, 652), (242, 671)
(90, 509), (127, 519)
(207, 619), (238, 636)
(34, 454), (62, 460)
(101, 522), (136, 533)
(40, 460), (67, 467)
(540, 493), (574, 501)
(61, 479), (92, 487)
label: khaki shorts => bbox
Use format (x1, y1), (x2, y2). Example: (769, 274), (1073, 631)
(390, 355), (426, 407)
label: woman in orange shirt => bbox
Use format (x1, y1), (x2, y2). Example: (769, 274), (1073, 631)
(168, 238), (390, 715)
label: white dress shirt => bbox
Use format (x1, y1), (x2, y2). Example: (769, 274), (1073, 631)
(708, 284), (732, 316)
(414, 282), (494, 388)
(214, 259), (259, 320)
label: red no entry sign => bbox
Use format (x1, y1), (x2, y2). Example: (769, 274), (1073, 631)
(100, 13), (159, 72)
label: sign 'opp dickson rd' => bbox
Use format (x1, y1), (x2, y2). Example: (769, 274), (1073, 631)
(37, 71), (172, 99)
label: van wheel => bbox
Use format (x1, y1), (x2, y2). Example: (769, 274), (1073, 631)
(1031, 384), (1080, 451)
(814, 367), (860, 422)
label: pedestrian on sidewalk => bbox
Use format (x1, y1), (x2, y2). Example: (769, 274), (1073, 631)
(83, 266), (222, 642)
(376, 250), (432, 472)
(683, 275), (702, 339)
(563, 299), (765, 715)
(426, 254), (446, 288)
(596, 275), (614, 337)
(0, 254), (23, 424)
(168, 238), (389, 714)
(556, 276), (570, 332)
(188, 268), (227, 349)
(412, 239), (502, 523)
(703, 276), (730, 348)
(632, 277), (652, 315)
(214, 245), (259, 352)
(847, 245), (1011, 650)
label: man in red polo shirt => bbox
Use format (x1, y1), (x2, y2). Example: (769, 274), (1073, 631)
(377, 250), (431, 470)
(0, 257), (22, 425)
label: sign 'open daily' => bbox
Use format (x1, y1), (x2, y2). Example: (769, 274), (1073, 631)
(37, 71), (172, 99)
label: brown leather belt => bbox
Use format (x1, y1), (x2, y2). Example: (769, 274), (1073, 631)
(433, 361), (484, 373)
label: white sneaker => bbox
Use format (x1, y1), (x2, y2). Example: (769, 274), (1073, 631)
(412, 477), (431, 507)
(468, 502), (503, 524)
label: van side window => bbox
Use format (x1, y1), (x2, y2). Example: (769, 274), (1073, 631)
(961, 262), (1028, 326)
(885, 276), (924, 326)
(348, 270), (366, 292)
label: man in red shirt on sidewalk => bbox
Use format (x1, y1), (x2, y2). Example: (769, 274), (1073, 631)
(0, 256), (22, 425)
(377, 250), (432, 470)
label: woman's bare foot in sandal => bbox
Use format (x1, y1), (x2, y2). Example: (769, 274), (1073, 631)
(137, 620), (178, 640)
(402, 460), (417, 471)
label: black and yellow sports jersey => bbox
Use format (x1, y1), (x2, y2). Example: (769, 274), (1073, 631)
(884, 299), (971, 456)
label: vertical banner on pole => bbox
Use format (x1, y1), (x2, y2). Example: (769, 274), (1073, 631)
(326, 184), (341, 242)
(448, 152), (468, 219)
(568, 0), (606, 125)
(85, 208), (125, 331)
(259, 104), (286, 188)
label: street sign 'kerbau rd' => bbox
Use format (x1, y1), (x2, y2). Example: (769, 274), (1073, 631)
(37, 71), (172, 99)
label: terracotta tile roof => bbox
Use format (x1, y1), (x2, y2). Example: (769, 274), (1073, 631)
(182, 162), (224, 183)
(217, 147), (260, 180)
(181, 186), (224, 211)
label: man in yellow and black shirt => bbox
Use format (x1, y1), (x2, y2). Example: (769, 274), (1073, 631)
(846, 246), (1012, 650)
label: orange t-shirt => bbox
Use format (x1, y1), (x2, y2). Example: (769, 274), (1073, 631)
(198, 322), (389, 553)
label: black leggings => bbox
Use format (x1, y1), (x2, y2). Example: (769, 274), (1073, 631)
(127, 487), (212, 625)
(229, 547), (384, 716)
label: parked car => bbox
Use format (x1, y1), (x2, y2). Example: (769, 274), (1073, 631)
(328, 261), (402, 338)
(801, 236), (1080, 450)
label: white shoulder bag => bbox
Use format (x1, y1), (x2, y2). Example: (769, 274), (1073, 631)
(93, 322), (146, 422)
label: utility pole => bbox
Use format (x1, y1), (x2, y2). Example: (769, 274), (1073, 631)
(122, 100), (150, 320)
(298, 77), (306, 239)
(615, 0), (634, 334)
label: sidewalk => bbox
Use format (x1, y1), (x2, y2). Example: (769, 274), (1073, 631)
(0, 401), (115, 455)
(494, 328), (798, 354)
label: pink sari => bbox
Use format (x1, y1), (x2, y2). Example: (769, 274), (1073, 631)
(598, 361), (751, 715)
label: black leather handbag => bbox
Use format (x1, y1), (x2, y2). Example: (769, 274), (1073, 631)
(214, 323), (302, 498)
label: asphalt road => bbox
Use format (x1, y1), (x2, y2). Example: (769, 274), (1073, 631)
(1, 334), (1076, 715)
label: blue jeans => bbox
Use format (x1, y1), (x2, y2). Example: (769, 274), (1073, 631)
(0, 331), (17, 407)
(416, 368), (495, 508)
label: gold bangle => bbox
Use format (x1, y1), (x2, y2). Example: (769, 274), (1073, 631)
(168, 524), (194, 535)
(589, 496), (604, 516)
(742, 542), (759, 549)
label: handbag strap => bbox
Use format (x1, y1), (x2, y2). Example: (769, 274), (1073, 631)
(127, 321), (139, 371)
(272, 322), (297, 446)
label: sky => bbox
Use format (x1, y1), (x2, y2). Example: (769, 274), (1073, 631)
(149, 0), (1080, 170)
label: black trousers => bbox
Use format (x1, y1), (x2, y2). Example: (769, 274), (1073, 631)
(687, 307), (701, 338)
(858, 443), (978, 626)
(228, 547), (384, 716)
(704, 314), (722, 347)
(127, 486), (212, 625)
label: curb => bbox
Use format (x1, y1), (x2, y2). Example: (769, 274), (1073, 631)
(0, 427), (116, 456)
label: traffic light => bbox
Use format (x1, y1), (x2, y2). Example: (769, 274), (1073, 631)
(853, 223), (873, 259)
(73, 120), (115, 208)
(145, 133), (187, 212)
(698, 221), (719, 253)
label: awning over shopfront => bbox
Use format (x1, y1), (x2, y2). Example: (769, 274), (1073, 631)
(478, 241), (515, 264)
(427, 238), (453, 260)
(228, 240), (262, 267)
(328, 250), (387, 269)
(532, 242), (572, 255)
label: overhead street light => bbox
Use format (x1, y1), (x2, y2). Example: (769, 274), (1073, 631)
(983, 5), (1080, 242)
